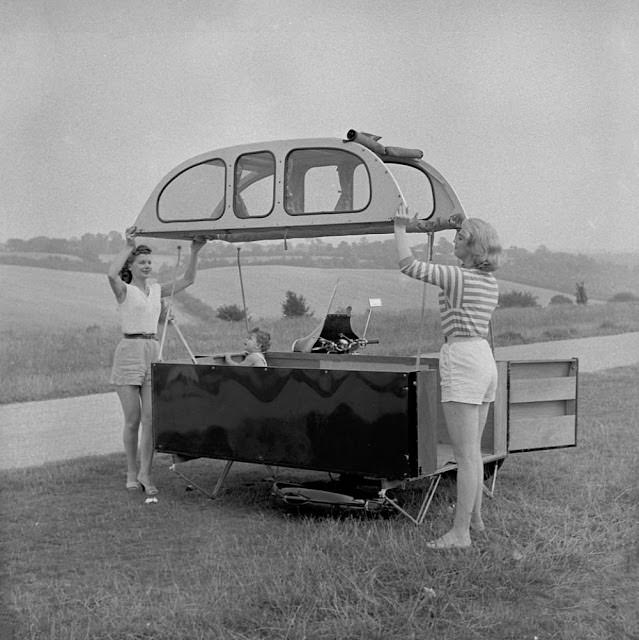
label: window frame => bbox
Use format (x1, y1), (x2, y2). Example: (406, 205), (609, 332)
(233, 150), (277, 219)
(283, 147), (372, 216)
(156, 159), (227, 223)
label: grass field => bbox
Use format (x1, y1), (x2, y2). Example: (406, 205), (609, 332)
(1, 365), (638, 639)
(0, 263), (600, 333)
(2, 296), (639, 404)
(2, 266), (638, 638)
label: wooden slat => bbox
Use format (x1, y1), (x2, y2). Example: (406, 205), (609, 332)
(510, 400), (569, 420)
(507, 360), (576, 379)
(509, 414), (576, 451)
(510, 377), (576, 403)
(490, 361), (508, 456)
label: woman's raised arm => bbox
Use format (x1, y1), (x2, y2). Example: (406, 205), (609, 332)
(393, 203), (416, 263)
(107, 226), (136, 302)
(160, 237), (206, 298)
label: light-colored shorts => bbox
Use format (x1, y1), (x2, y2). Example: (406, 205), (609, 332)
(439, 338), (497, 405)
(110, 338), (160, 387)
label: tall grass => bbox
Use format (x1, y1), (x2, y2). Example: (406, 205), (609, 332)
(1, 302), (639, 404)
(1, 366), (638, 639)
(492, 301), (639, 342)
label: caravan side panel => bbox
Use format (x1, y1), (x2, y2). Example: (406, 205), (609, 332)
(152, 362), (417, 479)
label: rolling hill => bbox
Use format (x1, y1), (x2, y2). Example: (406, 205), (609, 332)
(0, 264), (590, 332)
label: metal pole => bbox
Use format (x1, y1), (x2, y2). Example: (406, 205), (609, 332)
(169, 318), (197, 364)
(415, 232), (434, 369)
(158, 245), (182, 361)
(362, 308), (373, 339)
(236, 246), (250, 333)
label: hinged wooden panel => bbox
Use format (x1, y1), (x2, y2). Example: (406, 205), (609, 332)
(507, 359), (578, 453)
(416, 369), (439, 476)
(490, 361), (509, 457)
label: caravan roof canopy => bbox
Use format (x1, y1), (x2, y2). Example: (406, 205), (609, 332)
(132, 131), (466, 242)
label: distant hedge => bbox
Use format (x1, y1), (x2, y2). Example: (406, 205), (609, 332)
(498, 290), (538, 308)
(608, 292), (639, 303)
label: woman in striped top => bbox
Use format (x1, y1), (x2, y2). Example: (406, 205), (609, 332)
(394, 203), (502, 549)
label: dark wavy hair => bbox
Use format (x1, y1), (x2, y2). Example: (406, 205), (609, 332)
(119, 245), (152, 283)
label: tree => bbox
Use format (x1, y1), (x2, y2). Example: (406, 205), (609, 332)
(216, 304), (246, 321)
(282, 290), (312, 317)
(6, 238), (27, 252)
(107, 230), (124, 253)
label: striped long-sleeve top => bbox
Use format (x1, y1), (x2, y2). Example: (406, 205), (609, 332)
(399, 257), (498, 338)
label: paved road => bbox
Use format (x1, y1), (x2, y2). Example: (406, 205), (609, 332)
(1, 393), (123, 470)
(2, 332), (638, 471)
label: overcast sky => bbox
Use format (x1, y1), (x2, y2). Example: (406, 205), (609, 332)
(2, 0), (637, 253)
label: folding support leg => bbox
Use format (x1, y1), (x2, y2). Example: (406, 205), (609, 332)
(379, 474), (442, 525)
(169, 319), (197, 364)
(170, 459), (234, 499)
(482, 461), (499, 499)
(263, 465), (279, 480)
(415, 474), (442, 524)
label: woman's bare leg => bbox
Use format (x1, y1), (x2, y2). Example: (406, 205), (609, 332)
(428, 401), (480, 548)
(471, 402), (491, 531)
(115, 386), (142, 484)
(136, 383), (157, 493)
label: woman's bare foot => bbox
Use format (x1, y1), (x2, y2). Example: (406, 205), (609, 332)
(470, 517), (486, 532)
(126, 471), (141, 490)
(426, 530), (471, 549)
(137, 474), (158, 496)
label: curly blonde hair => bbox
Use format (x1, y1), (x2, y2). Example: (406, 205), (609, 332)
(461, 219), (501, 272)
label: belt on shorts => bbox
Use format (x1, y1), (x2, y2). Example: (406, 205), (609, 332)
(123, 333), (158, 340)
(444, 335), (484, 343)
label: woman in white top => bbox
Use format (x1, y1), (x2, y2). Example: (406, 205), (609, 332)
(107, 226), (205, 495)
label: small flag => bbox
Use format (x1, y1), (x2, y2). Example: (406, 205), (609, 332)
(369, 298), (382, 307)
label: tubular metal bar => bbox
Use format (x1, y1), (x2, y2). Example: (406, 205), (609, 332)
(169, 318), (197, 364)
(362, 307), (373, 339)
(379, 474), (442, 525)
(415, 231), (434, 370)
(263, 465), (279, 480)
(236, 247), (250, 333)
(169, 459), (235, 500)
(159, 246), (182, 361)
(482, 462), (499, 499)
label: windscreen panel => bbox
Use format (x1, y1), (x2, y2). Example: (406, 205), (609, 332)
(157, 159), (226, 221)
(284, 148), (371, 215)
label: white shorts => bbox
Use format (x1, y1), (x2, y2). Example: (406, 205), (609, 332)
(439, 338), (497, 405)
(110, 338), (160, 387)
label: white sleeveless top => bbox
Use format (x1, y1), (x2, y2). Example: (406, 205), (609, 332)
(118, 282), (162, 334)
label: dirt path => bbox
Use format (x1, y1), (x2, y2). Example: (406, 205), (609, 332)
(2, 332), (638, 471)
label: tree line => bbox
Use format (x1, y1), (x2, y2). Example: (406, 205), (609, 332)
(2, 232), (638, 301)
